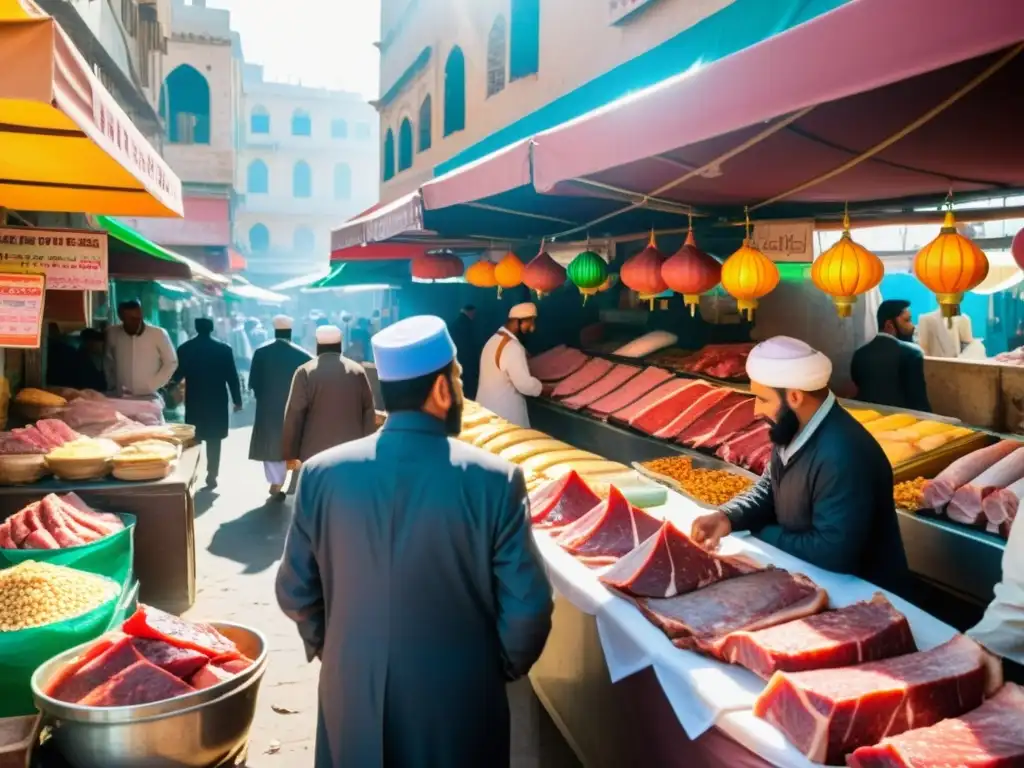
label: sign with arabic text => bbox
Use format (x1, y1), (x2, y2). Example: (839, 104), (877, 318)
(0, 273), (45, 348)
(0, 227), (108, 291)
(752, 220), (814, 263)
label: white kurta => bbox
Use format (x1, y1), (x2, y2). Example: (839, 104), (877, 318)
(917, 311), (973, 358)
(475, 329), (542, 427)
(968, 518), (1024, 665)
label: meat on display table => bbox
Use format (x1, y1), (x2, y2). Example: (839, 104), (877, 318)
(0, 445), (201, 613)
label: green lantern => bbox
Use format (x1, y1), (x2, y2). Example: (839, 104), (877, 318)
(567, 250), (609, 304)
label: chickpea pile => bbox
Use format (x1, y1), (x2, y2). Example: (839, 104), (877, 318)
(0, 561), (118, 632)
(894, 477), (927, 512)
(642, 456), (752, 506)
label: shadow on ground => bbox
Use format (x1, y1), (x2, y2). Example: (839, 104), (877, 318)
(207, 498), (292, 574)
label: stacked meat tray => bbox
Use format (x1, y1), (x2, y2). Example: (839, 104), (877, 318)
(459, 403), (1024, 766)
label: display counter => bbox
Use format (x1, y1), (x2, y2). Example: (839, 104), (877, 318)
(0, 445), (201, 613)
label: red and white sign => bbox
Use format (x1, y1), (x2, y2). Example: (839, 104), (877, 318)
(608, 0), (660, 24)
(0, 227), (108, 291)
(0, 273), (46, 349)
(119, 197), (232, 247)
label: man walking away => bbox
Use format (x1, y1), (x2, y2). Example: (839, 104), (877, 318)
(105, 299), (177, 398)
(281, 324), (376, 466)
(171, 318), (242, 489)
(276, 315), (552, 768)
(447, 304), (480, 399)
(851, 299), (931, 412)
(249, 315), (312, 499)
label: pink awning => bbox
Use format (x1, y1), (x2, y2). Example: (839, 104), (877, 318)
(331, 192), (424, 251)
(421, 138), (533, 210)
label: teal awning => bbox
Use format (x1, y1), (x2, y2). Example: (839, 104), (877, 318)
(304, 261), (405, 291)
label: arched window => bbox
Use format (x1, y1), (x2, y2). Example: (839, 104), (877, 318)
(510, 0), (540, 80)
(293, 161), (312, 198)
(382, 129), (395, 181)
(293, 227), (315, 252)
(334, 163), (352, 199)
(443, 47), (466, 137)
(398, 118), (414, 171)
(487, 16), (507, 97)
(249, 224), (270, 252)
(291, 109), (312, 137)
(250, 105), (270, 134)
(331, 119), (348, 139)
(418, 96), (432, 152)
(159, 64), (211, 144)
(246, 160), (268, 194)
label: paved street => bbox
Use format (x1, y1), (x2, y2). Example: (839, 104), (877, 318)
(184, 422), (580, 767)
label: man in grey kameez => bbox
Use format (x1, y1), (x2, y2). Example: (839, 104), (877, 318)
(248, 315), (311, 498)
(276, 315), (553, 768)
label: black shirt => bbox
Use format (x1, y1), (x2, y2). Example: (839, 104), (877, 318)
(851, 334), (931, 412)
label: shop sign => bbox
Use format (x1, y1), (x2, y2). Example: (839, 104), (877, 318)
(752, 220), (815, 263)
(608, 0), (660, 24)
(0, 273), (46, 348)
(0, 227), (108, 291)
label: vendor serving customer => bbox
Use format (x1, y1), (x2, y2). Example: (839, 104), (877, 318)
(691, 336), (910, 596)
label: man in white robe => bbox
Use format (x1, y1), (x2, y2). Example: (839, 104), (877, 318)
(476, 303), (543, 427)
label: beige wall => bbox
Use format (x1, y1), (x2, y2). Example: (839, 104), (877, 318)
(378, 0), (735, 201)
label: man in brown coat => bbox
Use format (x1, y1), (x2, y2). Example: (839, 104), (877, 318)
(282, 324), (376, 465)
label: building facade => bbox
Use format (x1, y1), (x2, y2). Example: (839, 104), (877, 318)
(235, 64), (379, 281)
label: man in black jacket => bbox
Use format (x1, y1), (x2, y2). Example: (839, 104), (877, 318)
(692, 336), (910, 596)
(850, 299), (931, 412)
(447, 305), (479, 399)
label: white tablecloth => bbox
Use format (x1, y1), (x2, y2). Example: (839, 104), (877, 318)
(533, 489), (957, 767)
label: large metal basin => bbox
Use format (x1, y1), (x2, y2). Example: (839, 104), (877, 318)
(30, 623), (267, 768)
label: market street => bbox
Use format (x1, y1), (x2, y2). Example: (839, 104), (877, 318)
(184, 421), (581, 767)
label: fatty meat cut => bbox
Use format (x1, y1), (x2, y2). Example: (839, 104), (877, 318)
(946, 447), (1024, 525)
(77, 660), (196, 707)
(608, 378), (692, 426)
(528, 471), (601, 529)
(676, 393), (757, 449)
(627, 380), (712, 434)
(560, 364), (642, 411)
(651, 387), (734, 440)
(599, 520), (759, 598)
(554, 486), (661, 566)
(552, 358), (615, 398)
(718, 593), (916, 680)
(753, 634), (1003, 765)
(847, 682), (1024, 768)
(716, 422), (773, 474)
(922, 441), (1020, 510)
(585, 367), (674, 418)
(528, 346), (589, 382)
(981, 475), (1024, 535)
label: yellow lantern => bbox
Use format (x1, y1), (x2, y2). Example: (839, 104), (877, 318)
(465, 259), (497, 288)
(493, 252), (524, 298)
(913, 206), (989, 320)
(811, 210), (884, 318)
(720, 210), (779, 320)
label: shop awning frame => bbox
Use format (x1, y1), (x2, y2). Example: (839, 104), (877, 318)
(95, 215), (229, 286)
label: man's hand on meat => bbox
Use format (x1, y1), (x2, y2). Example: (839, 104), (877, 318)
(691, 511), (732, 550)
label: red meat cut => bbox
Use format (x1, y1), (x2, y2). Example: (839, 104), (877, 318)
(682, 343), (755, 380)
(754, 634), (1003, 765)
(678, 395), (757, 450)
(982, 476), (1024, 536)
(608, 378), (691, 426)
(651, 387), (734, 440)
(599, 520), (759, 598)
(48, 636), (144, 703)
(22, 528), (59, 549)
(718, 593), (916, 680)
(61, 493), (124, 534)
(78, 660), (196, 707)
(551, 358), (615, 398)
(946, 447), (1024, 526)
(922, 441), (1020, 510)
(131, 638), (209, 680)
(627, 380), (712, 434)
(716, 422), (772, 473)
(39, 495), (88, 548)
(586, 367), (674, 419)
(528, 471), (601, 530)
(0, 521), (14, 549)
(635, 569), (827, 653)
(560, 364), (642, 411)
(123, 605), (240, 659)
(189, 664), (235, 690)
(529, 346), (590, 382)
(847, 682), (1024, 768)
(555, 486), (661, 566)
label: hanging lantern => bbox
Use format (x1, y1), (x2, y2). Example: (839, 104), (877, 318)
(620, 230), (668, 309)
(1011, 226), (1024, 271)
(465, 259), (497, 288)
(913, 204), (989, 320)
(720, 209), (779, 320)
(410, 251), (464, 281)
(493, 251), (524, 298)
(811, 209), (884, 318)
(522, 242), (566, 298)
(567, 249), (609, 304)
(661, 228), (721, 316)
(597, 273), (617, 293)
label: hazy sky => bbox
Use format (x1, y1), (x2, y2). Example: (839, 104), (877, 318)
(206, 0), (381, 98)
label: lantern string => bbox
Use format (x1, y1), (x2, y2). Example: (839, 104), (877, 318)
(842, 201), (851, 233)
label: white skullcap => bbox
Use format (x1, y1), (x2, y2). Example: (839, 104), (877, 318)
(315, 325), (343, 345)
(509, 302), (538, 320)
(372, 315), (456, 382)
(272, 314), (293, 330)
(746, 336), (832, 391)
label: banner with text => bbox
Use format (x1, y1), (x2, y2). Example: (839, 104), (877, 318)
(0, 273), (46, 348)
(0, 227), (108, 291)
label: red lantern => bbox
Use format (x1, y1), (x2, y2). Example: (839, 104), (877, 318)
(522, 246), (566, 298)
(1013, 227), (1024, 271)
(620, 231), (668, 308)
(661, 230), (722, 316)
(410, 251), (463, 281)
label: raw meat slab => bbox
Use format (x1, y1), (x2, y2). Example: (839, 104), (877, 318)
(982, 475), (1024, 533)
(628, 380), (712, 434)
(529, 346), (589, 382)
(599, 520), (758, 598)
(678, 395), (757, 450)
(132, 638), (209, 680)
(586, 367), (674, 419)
(922, 441), (1019, 510)
(122, 606), (239, 659)
(560, 364), (642, 411)
(608, 378), (692, 426)
(48, 636), (143, 703)
(651, 387), (733, 440)
(718, 593), (916, 680)
(754, 634), (1003, 765)
(552, 358), (615, 398)
(528, 471), (601, 530)
(555, 486), (661, 566)
(78, 660), (196, 707)
(716, 422), (772, 473)
(946, 447), (1024, 526)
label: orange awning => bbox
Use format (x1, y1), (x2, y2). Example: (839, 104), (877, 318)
(0, 0), (183, 217)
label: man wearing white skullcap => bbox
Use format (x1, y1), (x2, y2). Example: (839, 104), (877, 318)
(692, 336), (909, 595)
(277, 315), (552, 768)
(248, 314), (311, 498)
(476, 302), (542, 426)
(281, 324), (376, 466)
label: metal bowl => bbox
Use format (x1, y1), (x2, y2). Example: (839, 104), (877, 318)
(30, 623), (267, 768)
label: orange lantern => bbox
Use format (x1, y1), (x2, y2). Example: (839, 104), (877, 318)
(661, 229), (721, 316)
(720, 211), (779, 320)
(493, 251), (524, 298)
(913, 206), (989, 320)
(811, 210), (884, 318)
(410, 251), (463, 281)
(620, 231), (668, 309)
(465, 259), (497, 288)
(522, 244), (566, 298)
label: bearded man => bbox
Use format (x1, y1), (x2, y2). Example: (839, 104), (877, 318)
(691, 336), (910, 595)
(851, 299), (931, 412)
(476, 303), (543, 427)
